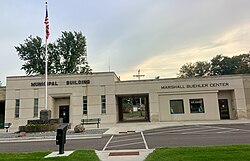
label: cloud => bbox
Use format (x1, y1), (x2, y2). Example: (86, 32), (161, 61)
(118, 23), (250, 80)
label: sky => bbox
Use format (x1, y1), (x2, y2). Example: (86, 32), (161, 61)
(1, 0), (250, 85)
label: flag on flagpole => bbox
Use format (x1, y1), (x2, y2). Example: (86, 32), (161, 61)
(44, 2), (50, 40)
(44, 2), (49, 110)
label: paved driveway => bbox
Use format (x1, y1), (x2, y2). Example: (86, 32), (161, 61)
(1, 123), (250, 152)
(144, 123), (250, 148)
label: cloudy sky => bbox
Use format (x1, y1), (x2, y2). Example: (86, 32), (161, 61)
(1, 0), (250, 85)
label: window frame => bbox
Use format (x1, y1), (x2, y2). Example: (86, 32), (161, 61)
(15, 99), (20, 118)
(34, 98), (39, 117)
(101, 95), (106, 114)
(83, 96), (88, 115)
(170, 99), (184, 114)
(189, 98), (205, 113)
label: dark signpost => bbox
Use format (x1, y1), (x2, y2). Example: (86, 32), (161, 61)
(56, 124), (68, 154)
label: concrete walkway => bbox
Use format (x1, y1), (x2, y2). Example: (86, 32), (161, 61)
(101, 119), (250, 135)
(96, 149), (154, 161)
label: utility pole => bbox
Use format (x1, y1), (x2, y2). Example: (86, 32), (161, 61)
(133, 69), (145, 118)
(133, 69), (145, 80)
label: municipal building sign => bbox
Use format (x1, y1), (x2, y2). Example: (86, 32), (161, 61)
(31, 80), (90, 87)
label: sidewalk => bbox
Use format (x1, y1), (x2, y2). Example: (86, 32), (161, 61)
(101, 119), (250, 135)
(0, 128), (107, 142)
(96, 149), (155, 161)
(2, 119), (250, 135)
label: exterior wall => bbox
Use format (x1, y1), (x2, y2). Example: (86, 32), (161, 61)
(5, 73), (119, 129)
(243, 76), (250, 119)
(3, 72), (250, 130)
(159, 91), (219, 121)
(115, 75), (247, 121)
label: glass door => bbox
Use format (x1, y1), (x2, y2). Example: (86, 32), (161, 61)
(218, 99), (230, 119)
(59, 106), (69, 123)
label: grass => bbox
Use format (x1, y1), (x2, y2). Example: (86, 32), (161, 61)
(145, 145), (250, 161)
(1, 145), (250, 161)
(0, 150), (99, 161)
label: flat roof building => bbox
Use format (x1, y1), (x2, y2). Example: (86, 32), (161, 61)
(1, 72), (250, 130)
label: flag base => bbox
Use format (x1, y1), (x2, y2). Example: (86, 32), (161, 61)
(40, 109), (51, 120)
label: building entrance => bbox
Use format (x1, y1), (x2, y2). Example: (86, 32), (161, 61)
(218, 99), (230, 119)
(117, 94), (149, 122)
(0, 101), (5, 129)
(59, 106), (69, 123)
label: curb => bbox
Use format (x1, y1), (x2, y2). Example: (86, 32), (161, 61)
(0, 134), (102, 143)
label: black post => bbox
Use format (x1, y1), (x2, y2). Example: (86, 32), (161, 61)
(59, 143), (64, 154)
(56, 124), (68, 154)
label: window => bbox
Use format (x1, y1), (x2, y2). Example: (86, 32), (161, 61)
(170, 99), (184, 114)
(34, 98), (38, 117)
(83, 96), (87, 115)
(15, 99), (20, 118)
(101, 95), (106, 114)
(190, 99), (205, 113)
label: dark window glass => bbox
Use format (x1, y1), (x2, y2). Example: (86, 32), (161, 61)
(170, 99), (184, 114)
(83, 96), (87, 114)
(34, 98), (38, 117)
(15, 99), (20, 118)
(190, 99), (205, 113)
(101, 95), (106, 114)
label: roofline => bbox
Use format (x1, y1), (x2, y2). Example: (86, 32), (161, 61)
(118, 74), (249, 83)
(6, 72), (119, 79)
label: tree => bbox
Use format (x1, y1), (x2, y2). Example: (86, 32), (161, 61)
(178, 52), (250, 78)
(178, 61), (210, 78)
(210, 54), (250, 76)
(210, 54), (239, 76)
(178, 63), (195, 78)
(15, 36), (45, 75)
(193, 61), (210, 77)
(15, 31), (92, 75)
(234, 53), (250, 74)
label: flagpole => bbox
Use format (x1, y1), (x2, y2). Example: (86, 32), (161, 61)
(44, 1), (49, 110)
(45, 39), (48, 110)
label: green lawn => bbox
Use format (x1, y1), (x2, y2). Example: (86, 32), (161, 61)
(1, 145), (250, 161)
(145, 145), (250, 161)
(0, 150), (99, 161)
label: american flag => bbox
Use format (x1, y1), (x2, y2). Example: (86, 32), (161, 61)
(44, 2), (50, 40)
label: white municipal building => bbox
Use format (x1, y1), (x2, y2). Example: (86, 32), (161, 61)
(0, 72), (250, 130)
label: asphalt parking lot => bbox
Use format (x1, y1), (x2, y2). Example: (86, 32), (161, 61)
(103, 132), (147, 151)
(102, 123), (250, 150)
(143, 123), (250, 148)
(1, 123), (250, 152)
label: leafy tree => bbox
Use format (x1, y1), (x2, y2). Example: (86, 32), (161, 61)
(179, 52), (250, 78)
(178, 63), (195, 78)
(15, 31), (92, 75)
(194, 61), (210, 77)
(210, 54), (240, 76)
(234, 53), (250, 74)
(15, 36), (45, 75)
(178, 61), (210, 78)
